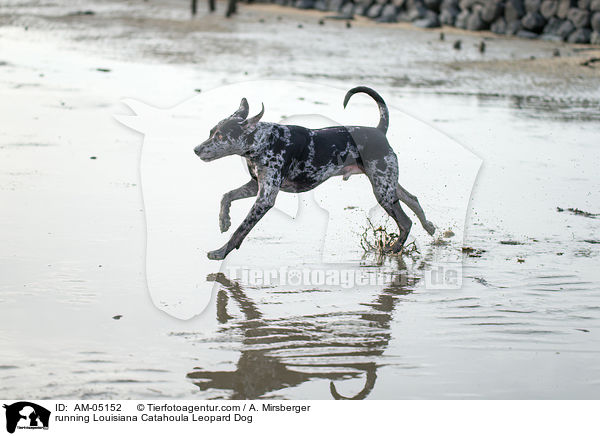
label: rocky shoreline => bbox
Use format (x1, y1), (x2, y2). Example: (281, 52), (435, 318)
(267, 0), (600, 44)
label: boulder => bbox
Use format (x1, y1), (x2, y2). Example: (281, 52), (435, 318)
(482, 0), (504, 22)
(377, 4), (399, 21)
(540, 0), (558, 19)
(543, 16), (564, 32)
(567, 8), (590, 27)
(491, 16), (508, 32)
(354, 1), (373, 15)
(424, 0), (443, 11)
(314, 0), (329, 10)
(340, 2), (355, 15)
(577, 0), (590, 9)
(366, 2), (385, 17)
(327, 0), (345, 10)
(440, 5), (460, 23)
(516, 29), (540, 36)
(295, 0), (316, 8)
(455, 9), (470, 27)
(567, 27), (592, 41)
(590, 31), (600, 43)
(506, 18), (523, 32)
(525, 0), (542, 12)
(591, 11), (600, 30)
(556, 18), (576, 37)
(505, 0), (526, 21)
(522, 11), (546, 30)
(413, 11), (442, 26)
(407, 2), (429, 20)
(556, 0), (576, 19)
(393, 0), (407, 6)
(541, 32), (566, 38)
(592, 0), (600, 11)
(467, 8), (489, 29)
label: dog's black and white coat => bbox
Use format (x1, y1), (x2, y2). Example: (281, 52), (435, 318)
(194, 87), (436, 260)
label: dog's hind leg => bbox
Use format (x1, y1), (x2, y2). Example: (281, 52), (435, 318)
(396, 183), (436, 236)
(365, 163), (413, 252)
(220, 179), (258, 233)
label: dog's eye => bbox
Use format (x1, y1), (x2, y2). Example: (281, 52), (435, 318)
(217, 133), (224, 141)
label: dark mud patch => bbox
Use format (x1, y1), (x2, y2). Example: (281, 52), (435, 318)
(462, 246), (486, 257)
(557, 207), (599, 218)
(500, 240), (525, 245)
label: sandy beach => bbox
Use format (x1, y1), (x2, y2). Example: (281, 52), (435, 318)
(1, 0), (600, 399)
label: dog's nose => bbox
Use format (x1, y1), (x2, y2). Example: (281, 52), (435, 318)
(194, 145), (202, 156)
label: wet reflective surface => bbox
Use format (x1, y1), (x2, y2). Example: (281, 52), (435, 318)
(1, 0), (600, 399)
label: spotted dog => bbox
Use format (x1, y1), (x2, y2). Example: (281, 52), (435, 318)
(194, 86), (436, 260)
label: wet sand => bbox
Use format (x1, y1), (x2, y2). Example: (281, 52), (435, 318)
(1, 0), (600, 399)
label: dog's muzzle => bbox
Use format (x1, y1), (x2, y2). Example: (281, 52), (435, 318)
(194, 144), (215, 162)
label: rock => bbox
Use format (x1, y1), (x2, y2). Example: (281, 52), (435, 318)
(459, 0), (481, 9)
(353, 0), (373, 15)
(568, 27), (592, 41)
(295, 0), (316, 8)
(314, 0), (328, 10)
(340, 2), (355, 15)
(592, 0), (600, 11)
(553, 48), (561, 55)
(556, 0), (575, 19)
(591, 11), (600, 30)
(440, 6), (460, 24)
(541, 32), (566, 39)
(367, 2), (384, 17)
(467, 8), (488, 29)
(525, 0), (542, 12)
(414, 11), (441, 26)
(393, 0), (407, 6)
(440, 0), (460, 9)
(455, 9), (470, 28)
(591, 31), (600, 43)
(481, 0), (504, 22)
(578, 0), (590, 9)
(453, 39), (462, 49)
(516, 29), (540, 36)
(522, 11), (546, 31)
(479, 40), (486, 51)
(506, 18), (523, 32)
(377, 4), (398, 21)
(491, 16), (507, 32)
(407, 2), (429, 20)
(540, 0), (558, 19)
(328, 0), (345, 10)
(424, 0), (442, 11)
(568, 8), (590, 28)
(505, 0), (526, 21)
(543, 16), (564, 33)
(557, 18), (576, 37)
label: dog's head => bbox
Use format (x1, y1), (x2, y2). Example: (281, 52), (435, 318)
(194, 98), (264, 162)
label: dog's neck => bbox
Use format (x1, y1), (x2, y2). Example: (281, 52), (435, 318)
(238, 122), (274, 161)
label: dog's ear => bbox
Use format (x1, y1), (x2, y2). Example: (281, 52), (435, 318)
(231, 98), (249, 119)
(241, 103), (264, 131)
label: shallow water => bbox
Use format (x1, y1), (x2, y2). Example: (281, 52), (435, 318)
(1, 0), (600, 400)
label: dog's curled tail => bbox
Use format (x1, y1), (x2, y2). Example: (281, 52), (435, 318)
(343, 86), (389, 134)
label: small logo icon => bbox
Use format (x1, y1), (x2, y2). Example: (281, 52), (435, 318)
(3, 402), (50, 434)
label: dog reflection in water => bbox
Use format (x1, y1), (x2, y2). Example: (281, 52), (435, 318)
(187, 270), (417, 400)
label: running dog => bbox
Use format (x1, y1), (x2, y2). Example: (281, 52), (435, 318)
(194, 86), (436, 260)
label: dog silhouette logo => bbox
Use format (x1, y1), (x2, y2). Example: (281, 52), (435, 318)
(3, 402), (50, 434)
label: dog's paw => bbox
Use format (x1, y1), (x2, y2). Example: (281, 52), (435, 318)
(219, 214), (231, 233)
(207, 247), (228, 261)
(424, 221), (436, 236)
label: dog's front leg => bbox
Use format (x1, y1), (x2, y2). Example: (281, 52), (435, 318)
(208, 182), (279, 260)
(219, 179), (258, 233)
